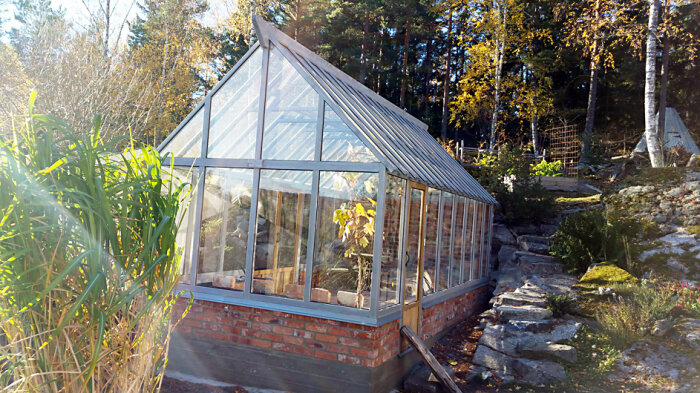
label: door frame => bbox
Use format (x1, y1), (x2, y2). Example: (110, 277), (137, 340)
(400, 181), (428, 353)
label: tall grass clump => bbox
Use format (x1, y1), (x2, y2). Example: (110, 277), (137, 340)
(596, 282), (677, 348)
(0, 94), (191, 392)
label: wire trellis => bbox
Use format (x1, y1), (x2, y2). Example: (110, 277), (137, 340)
(544, 124), (580, 177)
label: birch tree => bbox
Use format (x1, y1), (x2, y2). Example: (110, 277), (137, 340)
(644, 0), (663, 167)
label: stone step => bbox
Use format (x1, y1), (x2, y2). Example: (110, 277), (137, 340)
(520, 342), (577, 364)
(472, 345), (566, 386)
(515, 250), (557, 263)
(517, 235), (551, 254)
(495, 305), (553, 321)
(520, 262), (564, 275)
(493, 292), (546, 308)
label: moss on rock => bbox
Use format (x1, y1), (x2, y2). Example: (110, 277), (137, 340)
(576, 263), (638, 290)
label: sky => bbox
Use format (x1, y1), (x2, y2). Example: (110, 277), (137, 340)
(1, 0), (227, 45)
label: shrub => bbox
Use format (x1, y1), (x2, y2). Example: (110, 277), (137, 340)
(550, 210), (643, 275)
(596, 281), (677, 348)
(0, 96), (190, 392)
(531, 159), (564, 177)
(478, 143), (555, 225)
(545, 293), (575, 317)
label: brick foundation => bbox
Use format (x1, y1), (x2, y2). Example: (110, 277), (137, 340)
(172, 283), (490, 372)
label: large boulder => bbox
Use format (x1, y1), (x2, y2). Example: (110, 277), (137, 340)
(616, 340), (697, 387)
(492, 224), (517, 247)
(497, 245), (519, 267)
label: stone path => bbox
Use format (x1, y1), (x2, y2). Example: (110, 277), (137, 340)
(470, 230), (581, 386)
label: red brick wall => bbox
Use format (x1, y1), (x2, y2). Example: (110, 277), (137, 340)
(173, 299), (400, 368)
(172, 284), (489, 369)
(421, 284), (490, 341)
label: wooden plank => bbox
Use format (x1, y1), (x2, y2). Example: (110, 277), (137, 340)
(400, 326), (463, 393)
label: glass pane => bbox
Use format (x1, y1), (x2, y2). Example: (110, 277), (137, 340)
(474, 203), (484, 279)
(321, 103), (377, 162)
(404, 188), (424, 304)
(380, 175), (405, 308)
(484, 205), (492, 275)
(451, 197), (465, 287)
(314, 171), (378, 309)
(422, 188), (440, 295)
(262, 45), (318, 161)
(438, 192), (453, 291)
(162, 108), (203, 158)
(169, 166), (199, 284)
(207, 47), (262, 159)
(462, 200), (474, 283)
(482, 204), (490, 277)
(197, 168), (254, 289)
(253, 170), (312, 298)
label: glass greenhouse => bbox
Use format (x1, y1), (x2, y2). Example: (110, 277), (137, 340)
(160, 16), (497, 329)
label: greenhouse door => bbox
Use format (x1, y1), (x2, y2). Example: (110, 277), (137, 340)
(401, 182), (427, 352)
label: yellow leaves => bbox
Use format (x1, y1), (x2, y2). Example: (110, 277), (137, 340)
(38, 158), (66, 174)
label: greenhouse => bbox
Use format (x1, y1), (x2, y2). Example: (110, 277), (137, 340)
(161, 16), (496, 392)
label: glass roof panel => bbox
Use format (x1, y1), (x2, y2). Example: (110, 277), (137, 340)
(321, 102), (377, 163)
(162, 107), (203, 158)
(262, 44), (318, 161)
(207, 46), (262, 159)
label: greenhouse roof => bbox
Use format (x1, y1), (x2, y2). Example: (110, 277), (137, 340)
(252, 17), (495, 204)
(159, 16), (495, 204)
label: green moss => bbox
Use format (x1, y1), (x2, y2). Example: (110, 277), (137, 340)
(555, 194), (601, 204)
(686, 225), (700, 236)
(576, 263), (638, 290)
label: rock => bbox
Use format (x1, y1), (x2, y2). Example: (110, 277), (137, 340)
(653, 214), (668, 223)
(516, 251), (563, 275)
(472, 345), (518, 374)
(492, 224), (517, 246)
(503, 319), (553, 334)
(652, 319), (675, 337)
(675, 319), (700, 351)
(513, 358), (567, 386)
(495, 305), (553, 321)
(540, 224), (558, 236)
(667, 257), (690, 274)
(658, 230), (698, 247)
(688, 154), (700, 167)
(510, 224), (540, 236)
(616, 340), (697, 384)
(520, 342), (577, 364)
(497, 245), (519, 267)
(517, 235), (550, 254)
(403, 364), (455, 393)
(493, 292), (546, 308)
(479, 309), (497, 323)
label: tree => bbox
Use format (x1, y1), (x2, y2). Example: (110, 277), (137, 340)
(128, 0), (213, 145)
(559, 0), (638, 165)
(644, 0), (663, 167)
(3, 0), (153, 142)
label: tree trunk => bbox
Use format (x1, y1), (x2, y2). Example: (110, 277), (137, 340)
(657, 6), (670, 138)
(645, 0), (663, 167)
(400, 17), (411, 108)
(581, 0), (600, 165)
(359, 12), (370, 84)
(423, 32), (432, 115)
(441, 10), (453, 140)
(488, 4), (507, 151)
